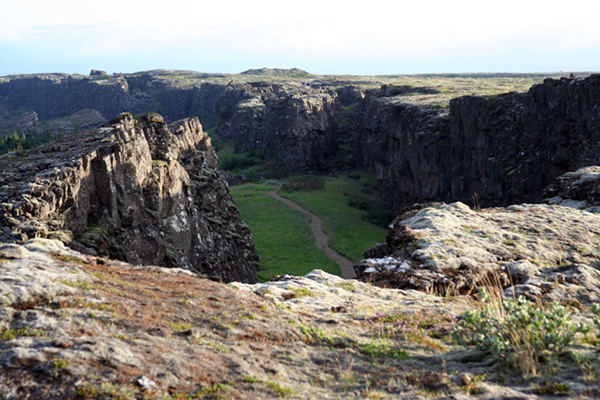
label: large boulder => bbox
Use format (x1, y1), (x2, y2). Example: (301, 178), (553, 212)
(544, 166), (600, 210)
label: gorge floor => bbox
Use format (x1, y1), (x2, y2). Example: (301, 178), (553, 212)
(266, 191), (356, 279)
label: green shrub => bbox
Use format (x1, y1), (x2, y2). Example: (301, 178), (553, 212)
(593, 304), (600, 338)
(360, 341), (409, 360)
(280, 175), (325, 192)
(348, 196), (395, 228)
(452, 294), (590, 374)
(219, 149), (262, 172)
(0, 129), (67, 155)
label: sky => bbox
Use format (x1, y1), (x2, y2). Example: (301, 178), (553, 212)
(1, 0), (599, 76)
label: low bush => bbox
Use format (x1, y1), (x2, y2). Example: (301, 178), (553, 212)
(0, 129), (67, 155)
(219, 149), (262, 172)
(348, 196), (395, 228)
(452, 292), (591, 375)
(280, 175), (325, 192)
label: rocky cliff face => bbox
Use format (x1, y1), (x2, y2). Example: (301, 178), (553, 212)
(357, 75), (600, 209)
(0, 74), (351, 173)
(220, 86), (340, 172)
(0, 112), (258, 282)
(352, 96), (450, 206)
(0, 73), (240, 130)
(0, 74), (135, 120)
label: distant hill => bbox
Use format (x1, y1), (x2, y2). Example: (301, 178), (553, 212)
(240, 67), (311, 76)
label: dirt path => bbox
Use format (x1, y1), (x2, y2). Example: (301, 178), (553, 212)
(266, 191), (356, 279)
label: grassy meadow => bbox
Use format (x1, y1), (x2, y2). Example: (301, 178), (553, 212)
(280, 172), (388, 262)
(230, 183), (341, 282)
(229, 172), (389, 281)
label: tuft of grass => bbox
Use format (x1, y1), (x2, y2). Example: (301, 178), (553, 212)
(531, 381), (570, 396)
(360, 341), (409, 360)
(335, 281), (359, 292)
(206, 342), (230, 353)
(297, 323), (335, 346)
(50, 253), (85, 264)
(242, 375), (259, 383)
(52, 357), (68, 370)
(89, 271), (108, 281)
(284, 286), (314, 298)
(241, 376), (296, 398)
(169, 321), (192, 333)
(57, 279), (96, 291)
(265, 380), (296, 398)
(196, 382), (230, 399)
(0, 326), (47, 341)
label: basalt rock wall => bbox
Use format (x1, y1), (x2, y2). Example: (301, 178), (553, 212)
(0, 112), (259, 283)
(0, 74), (134, 120)
(220, 88), (340, 172)
(0, 74), (350, 173)
(356, 75), (600, 209)
(3, 72), (600, 210)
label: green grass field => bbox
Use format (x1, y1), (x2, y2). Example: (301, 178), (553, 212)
(230, 183), (341, 281)
(229, 172), (389, 281)
(280, 172), (387, 262)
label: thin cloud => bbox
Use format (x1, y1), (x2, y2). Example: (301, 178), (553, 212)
(1, 0), (600, 75)
(30, 22), (119, 32)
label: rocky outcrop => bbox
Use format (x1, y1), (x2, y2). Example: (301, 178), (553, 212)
(357, 75), (600, 209)
(240, 67), (310, 76)
(544, 166), (600, 210)
(44, 108), (107, 133)
(0, 112), (258, 282)
(355, 202), (600, 304)
(0, 111), (41, 136)
(89, 69), (108, 76)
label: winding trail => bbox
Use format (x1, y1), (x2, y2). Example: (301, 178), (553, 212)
(266, 191), (356, 279)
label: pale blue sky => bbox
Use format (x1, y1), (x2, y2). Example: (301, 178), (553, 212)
(1, 0), (599, 76)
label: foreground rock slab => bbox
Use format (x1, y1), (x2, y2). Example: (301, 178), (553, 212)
(1, 239), (597, 398)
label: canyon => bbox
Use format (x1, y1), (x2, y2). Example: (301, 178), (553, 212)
(0, 69), (600, 398)
(2, 71), (599, 211)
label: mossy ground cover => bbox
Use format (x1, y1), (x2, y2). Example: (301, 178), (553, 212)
(280, 171), (388, 262)
(229, 183), (340, 281)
